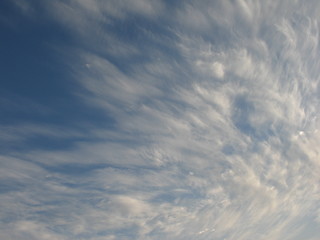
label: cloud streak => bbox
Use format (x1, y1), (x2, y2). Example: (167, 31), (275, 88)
(1, 0), (320, 239)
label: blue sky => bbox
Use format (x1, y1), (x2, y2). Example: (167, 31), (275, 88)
(1, 0), (320, 239)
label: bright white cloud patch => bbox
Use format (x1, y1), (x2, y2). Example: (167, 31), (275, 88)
(1, 0), (320, 239)
(211, 62), (225, 79)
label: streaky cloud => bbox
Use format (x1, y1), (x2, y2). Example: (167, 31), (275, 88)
(1, 0), (320, 239)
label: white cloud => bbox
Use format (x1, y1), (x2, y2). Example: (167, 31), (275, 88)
(2, 0), (320, 239)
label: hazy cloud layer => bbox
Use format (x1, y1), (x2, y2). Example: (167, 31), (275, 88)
(1, 0), (320, 239)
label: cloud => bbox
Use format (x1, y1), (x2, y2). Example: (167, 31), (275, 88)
(39, 0), (164, 33)
(2, 0), (320, 239)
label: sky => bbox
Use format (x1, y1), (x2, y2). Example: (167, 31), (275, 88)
(1, 0), (320, 239)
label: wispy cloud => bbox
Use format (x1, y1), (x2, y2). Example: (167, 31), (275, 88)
(1, 0), (320, 239)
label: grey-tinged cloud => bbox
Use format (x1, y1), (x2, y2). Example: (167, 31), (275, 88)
(1, 0), (320, 239)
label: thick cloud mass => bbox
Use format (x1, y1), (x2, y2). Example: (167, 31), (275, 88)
(1, 0), (320, 239)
